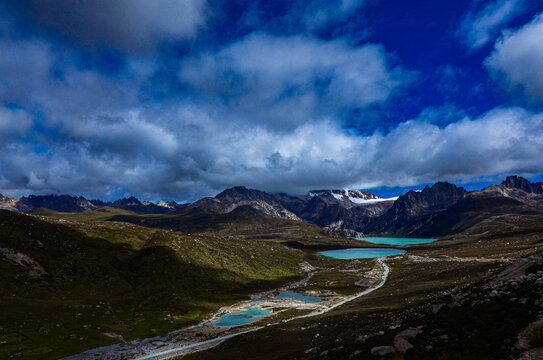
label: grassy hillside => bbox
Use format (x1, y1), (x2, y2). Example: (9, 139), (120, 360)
(28, 206), (139, 221)
(0, 210), (309, 359)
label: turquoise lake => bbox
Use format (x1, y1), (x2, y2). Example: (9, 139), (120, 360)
(274, 291), (322, 303)
(319, 248), (406, 259)
(213, 308), (272, 327)
(354, 237), (437, 245)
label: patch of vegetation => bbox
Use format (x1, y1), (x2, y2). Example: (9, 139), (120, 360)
(29, 206), (139, 221)
(525, 263), (543, 275)
(527, 326), (543, 348)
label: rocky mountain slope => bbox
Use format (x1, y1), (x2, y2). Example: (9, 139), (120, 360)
(183, 186), (396, 224)
(404, 176), (543, 238)
(177, 176), (543, 237)
(0, 194), (186, 214)
(177, 187), (302, 221)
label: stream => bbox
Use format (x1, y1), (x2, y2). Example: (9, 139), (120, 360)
(63, 258), (390, 360)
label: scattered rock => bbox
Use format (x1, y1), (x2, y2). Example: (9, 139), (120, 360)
(354, 335), (365, 343)
(349, 350), (361, 358)
(432, 304), (445, 314)
(447, 301), (461, 309)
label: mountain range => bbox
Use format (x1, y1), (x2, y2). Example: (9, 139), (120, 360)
(0, 194), (186, 214)
(2, 175), (542, 237)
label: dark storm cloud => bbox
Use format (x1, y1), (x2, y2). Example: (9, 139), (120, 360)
(4, 0), (207, 54)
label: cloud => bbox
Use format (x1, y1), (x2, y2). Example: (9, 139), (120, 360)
(485, 12), (543, 100)
(2, 101), (543, 201)
(232, 0), (368, 37)
(0, 37), (150, 126)
(180, 33), (411, 129)
(458, 0), (525, 50)
(302, 0), (366, 31)
(5, 0), (207, 54)
(0, 107), (33, 139)
(0, 40), (54, 104)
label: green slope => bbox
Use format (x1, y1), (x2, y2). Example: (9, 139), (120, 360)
(0, 209), (306, 359)
(108, 204), (335, 238)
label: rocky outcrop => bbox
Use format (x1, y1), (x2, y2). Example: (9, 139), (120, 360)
(501, 176), (543, 194)
(182, 187), (301, 221)
(0, 194), (21, 212)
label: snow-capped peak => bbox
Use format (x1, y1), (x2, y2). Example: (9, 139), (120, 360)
(157, 200), (176, 209)
(308, 189), (397, 205)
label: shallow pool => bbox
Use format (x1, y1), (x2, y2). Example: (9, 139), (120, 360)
(354, 237), (437, 245)
(213, 308), (272, 327)
(318, 248), (406, 259)
(274, 291), (323, 303)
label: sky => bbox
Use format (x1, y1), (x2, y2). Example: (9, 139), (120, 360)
(1, 0), (543, 202)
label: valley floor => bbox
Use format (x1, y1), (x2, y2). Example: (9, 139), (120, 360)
(2, 208), (543, 360)
(181, 230), (543, 360)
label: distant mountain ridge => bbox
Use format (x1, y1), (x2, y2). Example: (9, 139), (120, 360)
(2, 175), (542, 237)
(0, 194), (186, 214)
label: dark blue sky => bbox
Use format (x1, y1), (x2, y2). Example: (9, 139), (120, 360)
(0, 0), (543, 201)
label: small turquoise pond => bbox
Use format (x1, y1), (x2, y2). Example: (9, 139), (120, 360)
(319, 248), (406, 259)
(274, 291), (322, 303)
(354, 237), (437, 245)
(213, 308), (272, 327)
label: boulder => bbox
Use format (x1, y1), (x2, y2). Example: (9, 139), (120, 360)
(394, 337), (414, 354)
(395, 327), (423, 341)
(371, 346), (396, 357)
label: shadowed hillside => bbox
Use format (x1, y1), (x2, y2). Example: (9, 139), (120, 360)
(0, 210), (308, 359)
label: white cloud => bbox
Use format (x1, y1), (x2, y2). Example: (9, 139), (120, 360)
(485, 13), (543, 99)
(459, 0), (525, 50)
(0, 107), (33, 138)
(303, 0), (366, 31)
(2, 103), (542, 200)
(180, 33), (411, 129)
